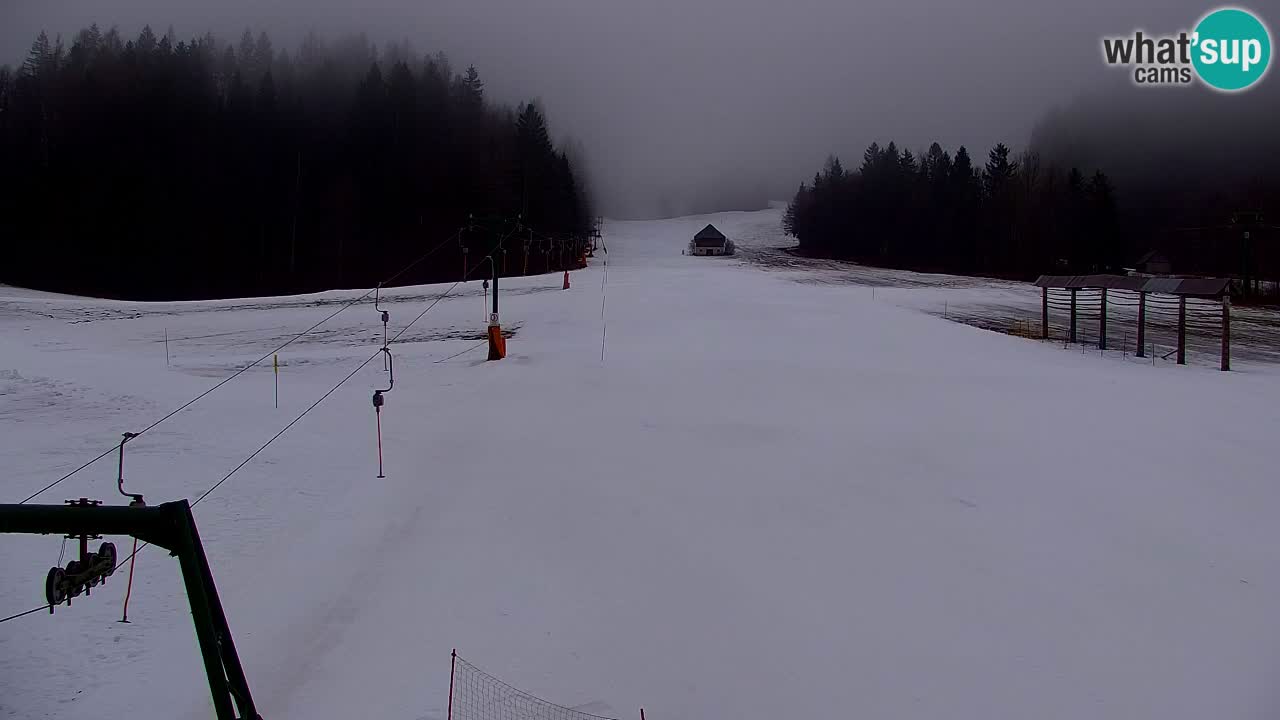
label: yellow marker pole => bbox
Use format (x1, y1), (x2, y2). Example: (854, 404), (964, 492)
(273, 354), (279, 409)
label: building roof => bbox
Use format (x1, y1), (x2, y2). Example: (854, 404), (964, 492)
(1033, 274), (1230, 297)
(694, 224), (726, 242)
(1033, 275), (1146, 291)
(1135, 249), (1170, 265)
(1140, 277), (1231, 297)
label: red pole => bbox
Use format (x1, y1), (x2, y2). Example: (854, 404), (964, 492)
(640, 709), (646, 720)
(376, 410), (385, 479)
(448, 649), (457, 720)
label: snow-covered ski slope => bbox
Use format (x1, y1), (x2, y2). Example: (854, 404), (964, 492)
(2, 207), (1279, 720)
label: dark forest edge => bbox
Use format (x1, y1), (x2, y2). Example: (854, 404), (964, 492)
(784, 139), (1280, 303)
(785, 142), (1120, 280)
(0, 26), (594, 300)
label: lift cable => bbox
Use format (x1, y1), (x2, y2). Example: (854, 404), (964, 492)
(17, 225), (470, 505)
(192, 230), (510, 507)
(2, 227), (520, 624)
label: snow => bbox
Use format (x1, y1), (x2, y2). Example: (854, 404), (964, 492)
(3, 207), (1280, 720)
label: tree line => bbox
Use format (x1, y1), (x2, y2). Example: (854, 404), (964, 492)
(0, 26), (594, 300)
(1030, 85), (1280, 301)
(783, 142), (1122, 278)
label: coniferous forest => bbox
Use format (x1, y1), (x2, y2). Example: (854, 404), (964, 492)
(786, 116), (1280, 297)
(784, 142), (1122, 279)
(0, 27), (593, 300)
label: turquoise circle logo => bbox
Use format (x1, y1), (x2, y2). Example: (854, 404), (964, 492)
(1192, 7), (1271, 91)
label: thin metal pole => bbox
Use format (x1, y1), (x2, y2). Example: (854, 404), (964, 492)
(1069, 289), (1077, 343)
(1099, 288), (1108, 351)
(600, 258), (608, 363)
(1040, 287), (1048, 339)
(1177, 296), (1187, 365)
(1221, 295), (1231, 371)
(448, 649), (457, 720)
(1136, 291), (1146, 358)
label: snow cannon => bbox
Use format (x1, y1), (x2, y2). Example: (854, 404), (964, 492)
(488, 312), (506, 360)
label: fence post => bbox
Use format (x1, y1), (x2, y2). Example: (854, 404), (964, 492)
(1177, 296), (1187, 365)
(448, 649), (457, 720)
(1069, 289), (1077, 343)
(1041, 287), (1048, 339)
(1136, 291), (1146, 358)
(1221, 295), (1231, 371)
(1099, 288), (1108, 350)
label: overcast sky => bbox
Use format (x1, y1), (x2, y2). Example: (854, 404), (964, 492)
(2, 0), (1231, 217)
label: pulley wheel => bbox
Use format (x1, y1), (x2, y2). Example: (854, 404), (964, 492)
(98, 542), (118, 577)
(65, 560), (84, 597)
(45, 567), (67, 606)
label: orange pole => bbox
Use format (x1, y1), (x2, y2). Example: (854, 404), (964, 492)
(375, 409), (385, 478)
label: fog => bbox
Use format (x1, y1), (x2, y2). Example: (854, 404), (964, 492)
(1, 0), (1250, 218)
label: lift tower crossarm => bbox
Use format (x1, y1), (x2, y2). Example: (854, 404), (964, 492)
(0, 500), (261, 720)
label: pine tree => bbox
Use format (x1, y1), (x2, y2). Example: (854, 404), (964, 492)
(21, 31), (54, 78)
(899, 149), (917, 174)
(952, 147), (974, 184)
(822, 155), (845, 181)
(102, 26), (123, 55)
(253, 32), (273, 81)
(462, 65), (483, 100)
(136, 25), (157, 54)
(860, 142), (880, 175)
(516, 102), (552, 156)
(237, 29), (256, 78)
(983, 142), (1017, 199)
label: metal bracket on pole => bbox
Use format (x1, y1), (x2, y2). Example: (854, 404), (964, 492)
(116, 432), (144, 507)
(375, 284), (390, 371)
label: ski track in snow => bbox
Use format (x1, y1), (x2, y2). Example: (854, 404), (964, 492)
(2, 207), (1280, 720)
